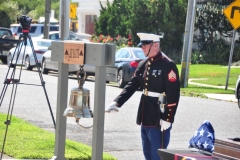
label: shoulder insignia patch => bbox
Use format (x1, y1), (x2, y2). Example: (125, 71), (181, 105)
(168, 70), (177, 82)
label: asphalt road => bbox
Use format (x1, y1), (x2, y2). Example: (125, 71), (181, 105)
(0, 64), (240, 160)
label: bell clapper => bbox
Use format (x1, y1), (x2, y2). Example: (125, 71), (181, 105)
(76, 118), (80, 123)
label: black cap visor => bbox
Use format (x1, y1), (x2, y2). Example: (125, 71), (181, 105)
(141, 40), (153, 45)
(137, 42), (142, 47)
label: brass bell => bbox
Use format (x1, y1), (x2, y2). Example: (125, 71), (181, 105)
(63, 65), (93, 120)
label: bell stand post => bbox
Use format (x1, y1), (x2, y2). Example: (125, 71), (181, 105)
(51, 2), (115, 159)
(50, 41), (115, 160)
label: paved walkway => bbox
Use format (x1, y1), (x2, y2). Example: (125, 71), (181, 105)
(188, 78), (235, 90)
(188, 78), (237, 103)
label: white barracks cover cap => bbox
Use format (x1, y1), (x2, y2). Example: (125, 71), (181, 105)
(137, 33), (163, 46)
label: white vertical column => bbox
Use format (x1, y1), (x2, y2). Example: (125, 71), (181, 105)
(77, 12), (87, 33)
(82, 14), (86, 33)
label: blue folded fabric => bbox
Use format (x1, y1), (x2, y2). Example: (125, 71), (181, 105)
(188, 120), (215, 153)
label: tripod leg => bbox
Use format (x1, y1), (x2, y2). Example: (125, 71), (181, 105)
(28, 36), (56, 128)
(0, 34), (25, 158)
(1, 77), (19, 159)
(0, 49), (22, 159)
(0, 36), (23, 107)
(1, 34), (57, 159)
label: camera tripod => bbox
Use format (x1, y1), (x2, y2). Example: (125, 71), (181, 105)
(0, 32), (56, 159)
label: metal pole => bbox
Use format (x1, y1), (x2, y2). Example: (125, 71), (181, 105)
(51, 0), (69, 159)
(225, 29), (236, 90)
(180, 0), (197, 88)
(91, 66), (106, 160)
(44, 0), (51, 39)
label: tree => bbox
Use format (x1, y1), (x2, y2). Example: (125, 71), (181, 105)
(95, 0), (188, 60)
(192, 2), (240, 64)
(95, 1), (112, 36)
(95, 0), (131, 37)
(0, 0), (60, 26)
(0, 1), (22, 27)
(194, 2), (233, 50)
(144, 0), (187, 59)
(0, 11), (11, 27)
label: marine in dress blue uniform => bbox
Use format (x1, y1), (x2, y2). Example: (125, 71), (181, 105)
(106, 33), (180, 160)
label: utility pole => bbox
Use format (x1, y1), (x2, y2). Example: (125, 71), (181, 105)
(180, 0), (197, 88)
(44, 0), (51, 39)
(225, 30), (236, 90)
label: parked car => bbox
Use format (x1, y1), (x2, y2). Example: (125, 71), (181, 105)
(41, 47), (146, 88)
(106, 47), (147, 88)
(71, 32), (92, 41)
(10, 24), (59, 39)
(8, 38), (53, 70)
(41, 49), (95, 75)
(0, 27), (18, 64)
(37, 31), (91, 42)
(235, 76), (240, 109)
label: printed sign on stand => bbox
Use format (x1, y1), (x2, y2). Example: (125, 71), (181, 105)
(63, 41), (85, 64)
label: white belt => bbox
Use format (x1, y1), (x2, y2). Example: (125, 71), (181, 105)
(142, 90), (159, 97)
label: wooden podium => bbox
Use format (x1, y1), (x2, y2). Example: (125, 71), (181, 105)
(213, 138), (240, 160)
(158, 149), (215, 160)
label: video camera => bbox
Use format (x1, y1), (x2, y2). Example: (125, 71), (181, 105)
(17, 15), (32, 31)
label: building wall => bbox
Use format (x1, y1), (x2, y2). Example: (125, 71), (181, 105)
(71, 0), (113, 34)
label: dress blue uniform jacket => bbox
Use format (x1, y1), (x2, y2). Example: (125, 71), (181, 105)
(114, 51), (180, 128)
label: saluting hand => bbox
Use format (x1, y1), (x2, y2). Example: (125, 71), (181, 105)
(105, 101), (119, 112)
(160, 119), (171, 132)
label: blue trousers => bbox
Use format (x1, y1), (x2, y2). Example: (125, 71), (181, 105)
(141, 125), (172, 160)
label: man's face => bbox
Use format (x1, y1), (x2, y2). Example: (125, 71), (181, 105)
(141, 42), (160, 58)
(141, 43), (153, 56)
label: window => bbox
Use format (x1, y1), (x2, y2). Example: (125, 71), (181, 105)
(133, 50), (146, 59)
(10, 27), (17, 33)
(16, 26), (37, 33)
(36, 41), (51, 47)
(86, 15), (97, 22)
(50, 26), (59, 31)
(115, 49), (124, 58)
(118, 50), (130, 58)
(29, 26), (37, 33)
(49, 33), (60, 40)
(17, 27), (22, 33)
(41, 26), (59, 33)
(0, 29), (12, 36)
(69, 34), (76, 40)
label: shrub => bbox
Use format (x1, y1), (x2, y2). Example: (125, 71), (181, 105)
(90, 34), (133, 50)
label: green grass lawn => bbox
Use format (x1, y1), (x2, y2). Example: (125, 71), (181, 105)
(109, 64), (239, 95)
(177, 64), (239, 89)
(0, 113), (116, 160)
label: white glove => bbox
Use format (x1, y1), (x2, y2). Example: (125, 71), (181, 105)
(105, 101), (119, 112)
(160, 119), (171, 132)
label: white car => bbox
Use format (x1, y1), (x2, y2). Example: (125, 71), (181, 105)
(41, 49), (95, 75)
(8, 38), (53, 70)
(10, 24), (59, 39)
(235, 75), (240, 109)
(37, 31), (91, 42)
